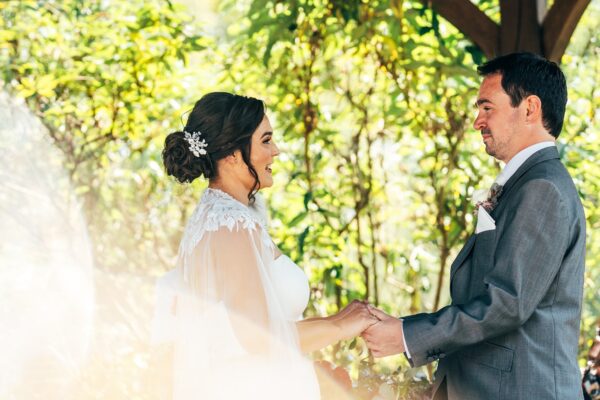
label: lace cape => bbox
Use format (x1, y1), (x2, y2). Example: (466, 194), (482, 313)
(178, 188), (272, 282)
(152, 188), (319, 399)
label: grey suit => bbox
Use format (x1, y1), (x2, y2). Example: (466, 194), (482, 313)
(403, 147), (586, 400)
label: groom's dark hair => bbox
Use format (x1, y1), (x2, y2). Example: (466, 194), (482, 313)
(477, 52), (567, 138)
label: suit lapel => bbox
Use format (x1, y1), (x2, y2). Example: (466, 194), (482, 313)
(449, 147), (560, 296)
(494, 146), (560, 205)
(450, 235), (476, 283)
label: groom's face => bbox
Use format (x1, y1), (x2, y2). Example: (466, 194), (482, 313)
(473, 73), (526, 163)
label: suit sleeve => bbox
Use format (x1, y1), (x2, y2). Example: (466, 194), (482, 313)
(403, 179), (571, 367)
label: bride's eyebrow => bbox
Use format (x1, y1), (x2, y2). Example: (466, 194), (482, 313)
(261, 131), (273, 138)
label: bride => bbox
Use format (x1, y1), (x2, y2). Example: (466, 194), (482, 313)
(153, 92), (378, 399)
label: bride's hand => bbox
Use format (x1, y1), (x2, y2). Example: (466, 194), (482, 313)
(332, 300), (380, 341)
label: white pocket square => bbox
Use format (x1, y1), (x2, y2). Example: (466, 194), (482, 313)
(476, 206), (496, 234)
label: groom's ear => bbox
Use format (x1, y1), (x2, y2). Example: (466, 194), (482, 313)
(524, 95), (542, 123)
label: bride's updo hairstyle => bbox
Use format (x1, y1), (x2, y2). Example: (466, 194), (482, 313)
(162, 92), (265, 195)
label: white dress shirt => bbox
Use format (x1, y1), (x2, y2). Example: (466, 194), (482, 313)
(495, 141), (555, 185)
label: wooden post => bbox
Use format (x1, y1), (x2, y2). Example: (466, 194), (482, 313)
(424, 0), (590, 63)
(500, 0), (542, 55)
(543, 0), (591, 62)
(427, 0), (499, 59)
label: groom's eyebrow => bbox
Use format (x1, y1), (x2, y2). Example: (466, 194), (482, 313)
(475, 98), (492, 107)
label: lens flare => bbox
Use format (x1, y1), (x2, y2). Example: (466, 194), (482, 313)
(0, 91), (94, 398)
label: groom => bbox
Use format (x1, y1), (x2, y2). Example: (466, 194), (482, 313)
(363, 52), (586, 399)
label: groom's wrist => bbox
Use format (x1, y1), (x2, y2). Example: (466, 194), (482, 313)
(400, 319), (412, 360)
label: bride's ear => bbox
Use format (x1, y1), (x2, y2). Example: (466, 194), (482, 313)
(224, 150), (241, 165)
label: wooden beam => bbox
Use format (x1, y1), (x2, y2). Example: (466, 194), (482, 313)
(427, 0), (500, 59)
(500, 0), (542, 55)
(543, 0), (590, 63)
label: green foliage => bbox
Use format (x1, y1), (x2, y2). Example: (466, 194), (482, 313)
(1, 0), (211, 275)
(223, 0), (492, 310)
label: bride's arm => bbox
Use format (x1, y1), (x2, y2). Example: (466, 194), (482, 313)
(203, 228), (272, 354)
(273, 247), (379, 353)
(269, 246), (379, 353)
(296, 300), (379, 353)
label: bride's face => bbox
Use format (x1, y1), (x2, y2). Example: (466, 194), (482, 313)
(248, 116), (280, 189)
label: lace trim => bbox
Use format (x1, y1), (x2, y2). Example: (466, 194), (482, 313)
(179, 188), (271, 256)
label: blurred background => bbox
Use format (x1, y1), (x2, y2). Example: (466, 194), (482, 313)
(1, 0), (599, 398)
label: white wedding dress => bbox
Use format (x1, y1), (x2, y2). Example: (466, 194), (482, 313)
(152, 188), (320, 399)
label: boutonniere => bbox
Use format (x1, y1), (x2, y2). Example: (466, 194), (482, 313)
(472, 183), (503, 213)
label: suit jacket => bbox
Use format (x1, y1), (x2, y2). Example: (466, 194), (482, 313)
(403, 147), (586, 400)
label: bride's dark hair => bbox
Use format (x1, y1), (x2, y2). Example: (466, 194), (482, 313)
(162, 92), (265, 201)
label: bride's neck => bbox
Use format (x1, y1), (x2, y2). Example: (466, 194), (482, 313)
(208, 178), (249, 206)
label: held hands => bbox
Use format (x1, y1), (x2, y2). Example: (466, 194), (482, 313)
(361, 306), (405, 358)
(332, 300), (380, 342)
(331, 301), (406, 357)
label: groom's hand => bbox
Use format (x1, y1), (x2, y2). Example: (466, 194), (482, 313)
(361, 306), (405, 358)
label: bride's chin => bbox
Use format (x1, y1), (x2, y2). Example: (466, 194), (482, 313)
(259, 177), (274, 188)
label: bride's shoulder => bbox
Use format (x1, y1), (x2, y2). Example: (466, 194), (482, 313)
(188, 188), (263, 234)
(179, 188), (273, 255)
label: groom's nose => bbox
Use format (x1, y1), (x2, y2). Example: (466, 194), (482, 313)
(473, 112), (486, 131)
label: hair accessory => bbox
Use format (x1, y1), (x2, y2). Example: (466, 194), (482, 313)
(183, 130), (208, 157)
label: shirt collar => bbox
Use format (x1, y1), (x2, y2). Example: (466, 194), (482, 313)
(495, 141), (555, 186)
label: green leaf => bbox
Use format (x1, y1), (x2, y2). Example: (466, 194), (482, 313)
(303, 190), (313, 210)
(297, 226), (310, 257)
(466, 45), (484, 65)
(263, 30), (279, 66)
(418, 26), (432, 36)
(348, 337), (357, 350)
(289, 211), (308, 227)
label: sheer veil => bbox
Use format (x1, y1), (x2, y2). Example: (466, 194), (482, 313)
(152, 188), (319, 399)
